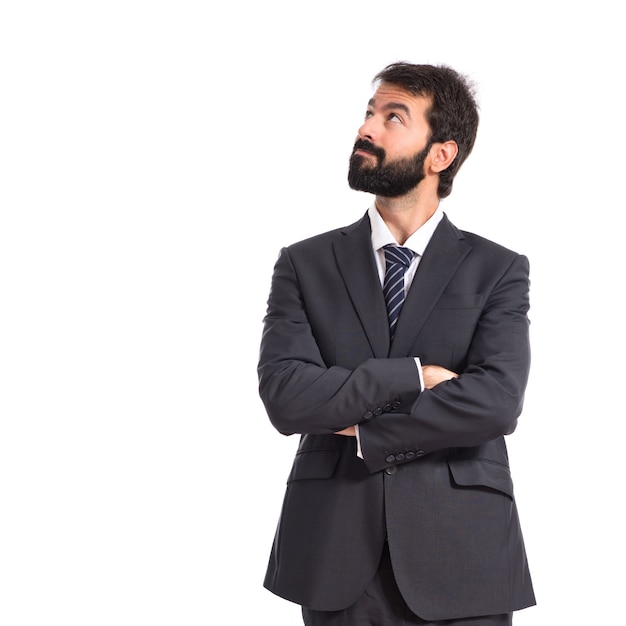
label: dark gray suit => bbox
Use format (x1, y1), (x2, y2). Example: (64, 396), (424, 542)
(258, 212), (535, 622)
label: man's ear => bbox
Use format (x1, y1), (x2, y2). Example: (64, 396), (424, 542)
(429, 140), (458, 173)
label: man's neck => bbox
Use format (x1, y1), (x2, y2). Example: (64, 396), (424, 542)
(375, 190), (440, 245)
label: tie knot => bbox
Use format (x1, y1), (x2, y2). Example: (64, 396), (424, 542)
(383, 245), (415, 268)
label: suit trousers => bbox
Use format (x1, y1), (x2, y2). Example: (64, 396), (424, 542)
(301, 543), (513, 626)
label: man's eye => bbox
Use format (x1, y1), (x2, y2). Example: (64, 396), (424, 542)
(388, 113), (402, 123)
(364, 110), (373, 120)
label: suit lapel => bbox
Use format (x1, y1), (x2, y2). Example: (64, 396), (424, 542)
(333, 213), (391, 358)
(390, 215), (472, 357)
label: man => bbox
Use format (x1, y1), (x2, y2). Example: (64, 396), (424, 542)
(258, 62), (535, 625)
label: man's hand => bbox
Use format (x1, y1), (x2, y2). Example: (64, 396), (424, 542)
(335, 426), (356, 436)
(422, 365), (458, 389)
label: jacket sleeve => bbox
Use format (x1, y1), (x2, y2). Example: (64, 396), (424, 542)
(258, 246), (422, 436)
(358, 253), (531, 473)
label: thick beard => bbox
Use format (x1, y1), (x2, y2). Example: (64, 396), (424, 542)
(348, 140), (431, 197)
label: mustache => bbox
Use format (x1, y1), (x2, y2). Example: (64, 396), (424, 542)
(352, 139), (386, 161)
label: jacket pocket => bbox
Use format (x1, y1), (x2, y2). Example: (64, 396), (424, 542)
(287, 448), (340, 482)
(447, 457), (514, 498)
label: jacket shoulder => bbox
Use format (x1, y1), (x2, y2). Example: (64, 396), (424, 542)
(444, 215), (527, 264)
(285, 213), (368, 254)
(460, 230), (523, 257)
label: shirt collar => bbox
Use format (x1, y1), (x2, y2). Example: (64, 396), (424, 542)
(368, 203), (444, 256)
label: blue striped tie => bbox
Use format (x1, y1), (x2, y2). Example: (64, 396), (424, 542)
(383, 245), (415, 339)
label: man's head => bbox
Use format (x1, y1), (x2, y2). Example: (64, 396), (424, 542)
(348, 62), (479, 199)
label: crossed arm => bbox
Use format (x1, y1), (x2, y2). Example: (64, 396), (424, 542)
(259, 246), (530, 472)
(335, 364), (458, 436)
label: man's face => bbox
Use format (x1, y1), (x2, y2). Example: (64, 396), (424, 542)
(348, 84), (433, 197)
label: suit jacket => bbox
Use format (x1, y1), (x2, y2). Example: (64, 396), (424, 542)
(258, 211), (536, 621)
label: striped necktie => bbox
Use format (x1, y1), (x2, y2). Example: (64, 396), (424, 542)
(383, 245), (415, 339)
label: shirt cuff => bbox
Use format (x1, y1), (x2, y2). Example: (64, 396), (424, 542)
(415, 357), (424, 391)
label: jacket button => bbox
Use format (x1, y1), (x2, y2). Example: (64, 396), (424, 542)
(415, 449), (425, 457)
(385, 454), (396, 463)
(405, 451), (416, 460)
(391, 401), (401, 409)
(373, 407), (383, 416)
(363, 411), (373, 420)
(395, 453), (405, 461)
(383, 403), (392, 412)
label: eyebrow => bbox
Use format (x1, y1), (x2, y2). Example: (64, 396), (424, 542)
(368, 98), (412, 118)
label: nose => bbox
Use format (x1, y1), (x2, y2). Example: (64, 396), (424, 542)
(358, 115), (378, 141)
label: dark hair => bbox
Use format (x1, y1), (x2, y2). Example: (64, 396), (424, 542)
(374, 62), (479, 198)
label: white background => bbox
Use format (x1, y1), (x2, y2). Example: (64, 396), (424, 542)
(1, 2), (624, 624)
